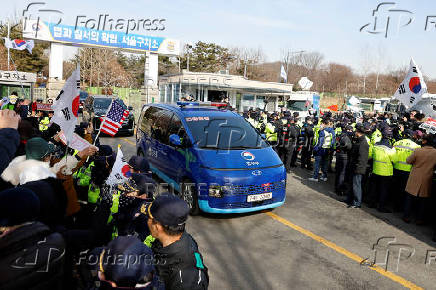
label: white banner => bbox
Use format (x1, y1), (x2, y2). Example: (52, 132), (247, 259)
(393, 58), (428, 109)
(58, 131), (92, 152)
(51, 66), (80, 143)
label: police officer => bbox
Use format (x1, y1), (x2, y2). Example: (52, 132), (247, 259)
(300, 116), (314, 170)
(309, 118), (335, 182)
(38, 111), (50, 132)
(277, 114), (298, 173)
(265, 113), (278, 147)
(335, 125), (352, 196)
(146, 194), (209, 290)
(368, 127), (397, 212)
(392, 129), (421, 211)
(290, 112), (301, 167)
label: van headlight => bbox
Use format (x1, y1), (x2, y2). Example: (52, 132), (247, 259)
(209, 185), (223, 198)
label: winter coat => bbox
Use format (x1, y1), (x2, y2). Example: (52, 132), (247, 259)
(1, 155), (79, 186)
(0, 222), (65, 290)
(350, 135), (369, 175)
(152, 232), (209, 290)
(0, 128), (20, 175)
(405, 146), (436, 198)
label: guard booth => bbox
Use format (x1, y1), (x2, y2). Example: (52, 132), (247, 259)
(0, 70), (36, 101)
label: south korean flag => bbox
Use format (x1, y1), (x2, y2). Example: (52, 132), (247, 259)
(51, 66), (81, 143)
(393, 58), (428, 109)
(106, 146), (131, 186)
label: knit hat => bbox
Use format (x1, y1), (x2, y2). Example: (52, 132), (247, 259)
(0, 188), (40, 226)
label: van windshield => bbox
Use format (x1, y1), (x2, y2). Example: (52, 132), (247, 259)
(185, 116), (268, 150)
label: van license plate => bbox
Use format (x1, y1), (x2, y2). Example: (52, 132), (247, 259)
(247, 192), (272, 202)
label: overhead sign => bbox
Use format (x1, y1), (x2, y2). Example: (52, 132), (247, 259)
(23, 20), (180, 56)
(0, 70), (36, 83)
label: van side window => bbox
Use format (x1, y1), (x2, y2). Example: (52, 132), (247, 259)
(140, 106), (160, 135)
(152, 109), (172, 144)
(168, 114), (190, 147)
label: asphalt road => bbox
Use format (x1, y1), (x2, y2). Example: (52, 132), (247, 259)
(102, 135), (436, 290)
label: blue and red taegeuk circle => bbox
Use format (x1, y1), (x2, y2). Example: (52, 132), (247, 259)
(121, 165), (132, 178)
(409, 77), (422, 94)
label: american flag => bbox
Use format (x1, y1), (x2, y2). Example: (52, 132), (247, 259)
(100, 100), (129, 136)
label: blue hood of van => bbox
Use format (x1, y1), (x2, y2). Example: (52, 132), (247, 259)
(195, 147), (282, 170)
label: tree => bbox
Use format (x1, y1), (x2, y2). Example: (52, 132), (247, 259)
(181, 41), (234, 73)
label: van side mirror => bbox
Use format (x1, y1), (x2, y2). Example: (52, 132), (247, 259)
(169, 134), (182, 146)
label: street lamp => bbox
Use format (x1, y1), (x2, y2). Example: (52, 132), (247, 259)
(185, 43), (193, 71)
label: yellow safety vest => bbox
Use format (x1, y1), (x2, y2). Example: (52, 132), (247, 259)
(39, 117), (50, 131)
(393, 139), (420, 172)
(372, 144), (397, 176)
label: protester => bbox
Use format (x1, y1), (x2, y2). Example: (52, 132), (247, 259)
(403, 134), (436, 224)
(0, 187), (66, 290)
(0, 110), (20, 174)
(346, 124), (369, 208)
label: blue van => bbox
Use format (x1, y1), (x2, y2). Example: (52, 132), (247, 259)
(136, 102), (286, 214)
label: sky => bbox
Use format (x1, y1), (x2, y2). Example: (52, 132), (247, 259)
(2, 0), (436, 78)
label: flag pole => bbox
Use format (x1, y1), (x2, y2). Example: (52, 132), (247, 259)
(7, 20), (10, 71)
(85, 99), (114, 163)
(8, 54), (27, 99)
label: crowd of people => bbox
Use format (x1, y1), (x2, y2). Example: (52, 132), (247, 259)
(245, 107), (436, 241)
(0, 102), (209, 290)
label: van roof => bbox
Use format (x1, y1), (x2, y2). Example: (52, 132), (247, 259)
(151, 103), (239, 118)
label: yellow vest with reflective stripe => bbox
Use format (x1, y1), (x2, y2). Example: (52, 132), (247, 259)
(372, 144), (396, 176)
(39, 117), (50, 131)
(322, 131), (333, 149)
(365, 136), (372, 159)
(265, 122), (277, 142)
(393, 139), (420, 172)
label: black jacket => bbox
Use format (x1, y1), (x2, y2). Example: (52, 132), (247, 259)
(152, 232), (209, 290)
(277, 123), (298, 148)
(0, 222), (65, 290)
(350, 135), (369, 175)
(336, 133), (352, 156)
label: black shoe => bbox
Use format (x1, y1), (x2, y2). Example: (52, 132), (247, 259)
(351, 205), (361, 208)
(377, 207), (392, 213)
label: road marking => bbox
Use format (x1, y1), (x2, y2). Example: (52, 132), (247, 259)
(265, 212), (423, 290)
(120, 137), (136, 146)
(118, 134), (422, 289)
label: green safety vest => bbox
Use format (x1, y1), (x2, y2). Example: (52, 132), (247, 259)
(76, 162), (95, 187)
(107, 191), (121, 240)
(144, 235), (156, 248)
(372, 144), (397, 176)
(88, 183), (100, 204)
(265, 122), (277, 142)
(393, 139), (420, 172)
(39, 117), (50, 131)
(365, 136), (372, 159)
(322, 130), (333, 149)
(313, 125), (320, 146)
(334, 127), (342, 149)
(371, 129), (382, 146)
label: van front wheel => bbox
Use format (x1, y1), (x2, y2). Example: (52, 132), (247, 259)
(181, 179), (199, 216)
